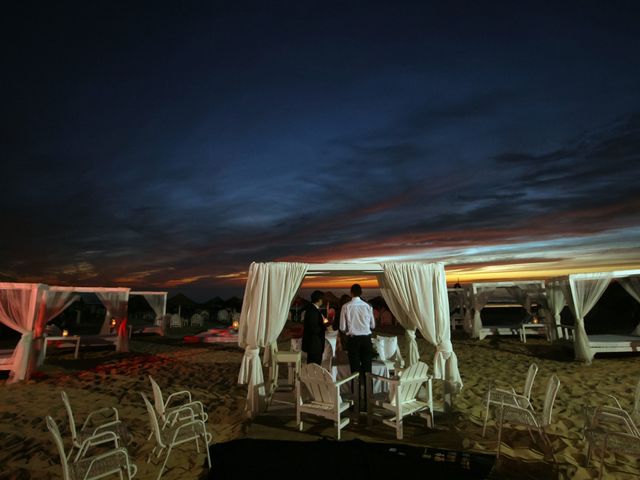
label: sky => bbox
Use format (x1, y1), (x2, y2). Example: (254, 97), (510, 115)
(2, 1), (640, 301)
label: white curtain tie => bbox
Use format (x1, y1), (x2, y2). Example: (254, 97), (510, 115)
(436, 340), (453, 355)
(406, 330), (416, 340)
(238, 346), (261, 385)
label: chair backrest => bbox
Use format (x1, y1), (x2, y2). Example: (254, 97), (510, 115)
(523, 363), (539, 400)
(169, 314), (181, 328)
(148, 375), (166, 419)
(60, 391), (79, 444)
(191, 313), (203, 326)
(300, 363), (340, 405)
(394, 362), (429, 405)
(541, 374), (561, 427)
(141, 392), (166, 449)
(46, 415), (71, 480)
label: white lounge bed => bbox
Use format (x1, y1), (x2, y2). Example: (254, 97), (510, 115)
(588, 334), (640, 355)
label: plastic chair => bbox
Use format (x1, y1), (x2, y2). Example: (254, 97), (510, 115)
(47, 415), (137, 480)
(482, 363), (539, 437)
(141, 393), (212, 480)
(61, 391), (124, 461)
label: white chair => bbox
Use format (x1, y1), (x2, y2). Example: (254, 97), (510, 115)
(141, 393), (212, 480)
(584, 406), (640, 479)
(169, 314), (182, 328)
(148, 376), (208, 437)
(366, 361), (434, 440)
(296, 363), (359, 440)
(47, 415), (137, 480)
(190, 313), (204, 327)
(495, 374), (561, 461)
(267, 343), (301, 403)
(482, 363), (539, 437)
(372, 335), (404, 374)
(61, 391), (124, 461)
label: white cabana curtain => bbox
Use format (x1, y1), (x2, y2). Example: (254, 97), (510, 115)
(0, 285), (44, 383)
(565, 273), (612, 363)
(619, 277), (640, 335)
(39, 291), (79, 336)
(505, 286), (532, 314)
(545, 282), (566, 341)
(95, 291), (130, 352)
(142, 294), (166, 319)
(237, 262), (308, 416)
(378, 262), (462, 390)
(471, 287), (496, 339)
(377, 274), (419, 365)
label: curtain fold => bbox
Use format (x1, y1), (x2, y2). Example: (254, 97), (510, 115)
(237, 262), (308, 416)
(545, 283), (566, 341)
(0, 285), (44, 383)
(143, 293), (167, 333)
(471, 287), (496, 339)
(38, 291), (79, 337)
(95, 291), (130, 352)
(619, 277), (640, 335)
(565, 273), (612, 363)
(379, 262), (462, 390)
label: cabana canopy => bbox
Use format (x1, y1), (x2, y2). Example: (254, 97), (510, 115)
(549, 269), (640, 363)
(237, 261), (461, 417)
(49, 286), (131, 352)
(469, 280), (546, 339)
(0, 283), (48, 383)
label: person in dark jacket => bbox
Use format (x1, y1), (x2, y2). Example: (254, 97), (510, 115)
(302, 290), (329, 365)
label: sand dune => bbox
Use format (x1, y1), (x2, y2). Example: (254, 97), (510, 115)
(0, 330), (638, 479)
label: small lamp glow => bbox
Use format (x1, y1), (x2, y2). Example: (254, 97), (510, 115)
(62, 329), (69, 337)
(232, 320), (239, 330)
(532, 317), (539, 324)
(111, 318), (117, 327)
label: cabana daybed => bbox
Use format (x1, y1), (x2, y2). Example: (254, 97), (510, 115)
(547, 269), (640, 362)
(470, 280), (547, 341)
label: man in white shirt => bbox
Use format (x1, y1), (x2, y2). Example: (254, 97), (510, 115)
(339, 284), (375, 408)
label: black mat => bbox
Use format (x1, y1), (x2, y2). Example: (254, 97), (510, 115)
(206, 439), (494, 479)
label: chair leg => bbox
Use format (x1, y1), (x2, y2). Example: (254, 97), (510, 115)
(157, 446), (173, 480)
(202, 426), (212, 468)
(482, 400), (491, 438)
(336, 421), (341, 441)
(585, 443), (592, 467)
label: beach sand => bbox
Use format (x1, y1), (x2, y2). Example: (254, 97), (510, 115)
(0, 328), (638, 479)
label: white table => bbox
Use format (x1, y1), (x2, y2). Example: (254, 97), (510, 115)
(520, 323), (548, 343)
(41, 335), (80, 363)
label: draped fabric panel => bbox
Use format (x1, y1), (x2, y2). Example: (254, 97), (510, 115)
(566, 273), (612, 363)
(545, 283), (566, 342)
(142, 294), (167, 319)
(471, 287), (496, 339)
(505, 286), (532, 314)
(38, 291), (79, 337)
(377, 274), (419, 365)
(95, 291), (130, 352)
(237, 262), (308, 416)
(619, 277), (640, 335)
(0, 285), (45, 383)
(379, 262), (462, 390)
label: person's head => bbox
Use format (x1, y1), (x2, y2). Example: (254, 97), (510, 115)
(350, 284), (362, 298)
(311, 290), (324, 306)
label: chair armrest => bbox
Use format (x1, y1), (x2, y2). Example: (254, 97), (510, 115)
(365, 372), (399, 386)
(164, 390), (192, 407)
(170, 419), (207, 443)
(164, 405), (196, 427)
(589, 392), (623, 410)
(335, 372), (360, 387)
(82, 407), (119, 430)
(88, 419), (121, 437)
(75, 430), (119, 461)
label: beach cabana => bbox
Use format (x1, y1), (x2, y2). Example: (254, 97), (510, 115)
(0, 283), (49, 383)
(470, 280), (547, 340)
(548, 269), (640, 363)
(129, 291), (168, 335)
(48, 286), (131, 352)
(237, 261), (461, 417)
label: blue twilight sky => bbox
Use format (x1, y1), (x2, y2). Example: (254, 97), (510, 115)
(2, 1), (640, 300)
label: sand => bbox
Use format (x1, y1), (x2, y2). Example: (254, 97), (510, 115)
(0, 328), (638, 479)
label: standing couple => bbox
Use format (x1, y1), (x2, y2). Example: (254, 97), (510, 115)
(302, 284), (375, 404)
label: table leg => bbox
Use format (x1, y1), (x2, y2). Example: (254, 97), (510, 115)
(74, 339), (80, 359)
